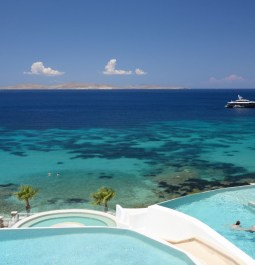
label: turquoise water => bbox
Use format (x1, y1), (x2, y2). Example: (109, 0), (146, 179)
(1, 90), (255, 215)
(0, 228), (196, 265)
(160, 185), (255, 259)
(2, 120), (255, 215)
(17, 212), (116, 227)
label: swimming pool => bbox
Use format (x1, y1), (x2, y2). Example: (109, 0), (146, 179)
(12, 209), (116, 228)
(0, 227), (196, 265)
(160, 185), (255, 259)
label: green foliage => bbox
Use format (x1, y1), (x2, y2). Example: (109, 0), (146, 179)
(91, 187), (116, 211)
(14, 185), (38, 210)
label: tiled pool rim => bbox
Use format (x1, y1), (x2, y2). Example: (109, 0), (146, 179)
(12, 209), (117, 228)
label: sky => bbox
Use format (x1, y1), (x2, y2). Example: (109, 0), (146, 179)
(1, 0), (255, 88)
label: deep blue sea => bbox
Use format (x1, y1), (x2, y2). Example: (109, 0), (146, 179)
(1, 89), (255, 215)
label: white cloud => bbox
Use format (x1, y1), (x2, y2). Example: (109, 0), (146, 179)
(103, 59), (132, 75)
(103, 59), (147, 76)
(208, 77), (218, 82)
(25, 62), (64, 76)
(208, 74), (244, 83)
(224, 74), (244, 81)
(135, 68), (147, 75)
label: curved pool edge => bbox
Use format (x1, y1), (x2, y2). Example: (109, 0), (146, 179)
(158, 184), (255, 208)
(1, 226), (198, 265)
(12, 209), (117, 228)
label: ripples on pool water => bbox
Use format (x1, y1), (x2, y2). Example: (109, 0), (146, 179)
(0, 228), (196, 265)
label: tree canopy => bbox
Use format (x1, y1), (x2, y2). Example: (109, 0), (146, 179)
(14, 185), (38, 211)
(91, 187), (116, 212)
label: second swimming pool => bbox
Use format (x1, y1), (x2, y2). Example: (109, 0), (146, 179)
(13, 209), (117, 228)
(160, 185), (255, 259)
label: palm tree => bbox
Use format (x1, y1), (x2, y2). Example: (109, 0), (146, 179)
(14, 185), (38, 212)
(91, 187), (116, 212)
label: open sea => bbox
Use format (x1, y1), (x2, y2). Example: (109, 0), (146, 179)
(1, 89), (255, 215)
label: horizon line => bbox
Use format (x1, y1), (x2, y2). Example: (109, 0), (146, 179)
(0, 82), (187, 90)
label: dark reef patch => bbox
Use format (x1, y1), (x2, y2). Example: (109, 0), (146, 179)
(0, 183), (17, 188)
(157, 177), (251, 199)
(10, 151), (27, 157)
(225, 172), (255, 182)
(0, 183), (18, 199)
(65, 198), (88, 203)
(99, 175), (113, 179)
(47, 198), (60, 204)
(1, 118), (255, 213)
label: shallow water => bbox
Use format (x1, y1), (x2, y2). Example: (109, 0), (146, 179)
(1, 89), (255, 215)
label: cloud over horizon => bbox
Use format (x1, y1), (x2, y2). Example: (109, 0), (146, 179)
(208, 74), (244, 83)
(103, 59), (147, 76)
(25, 62), (64, 76)
(103, 59), (132, 75)
(135, 68), (147, 75)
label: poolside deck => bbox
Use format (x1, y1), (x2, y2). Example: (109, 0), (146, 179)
(168, 238), (246, 265)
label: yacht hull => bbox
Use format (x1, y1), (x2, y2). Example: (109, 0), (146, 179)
(225, 103), (255, 108)
(225, 95), (255, 108)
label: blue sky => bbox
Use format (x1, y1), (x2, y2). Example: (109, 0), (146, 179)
(1, 0), (255, 88)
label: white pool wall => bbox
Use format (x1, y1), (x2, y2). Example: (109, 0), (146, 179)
(12, 209), (117, 228)
(116, 204), (255, 265)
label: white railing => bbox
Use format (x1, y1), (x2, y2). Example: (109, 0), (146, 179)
(0, 211), (39, 228)
(3, 208), (116, 228)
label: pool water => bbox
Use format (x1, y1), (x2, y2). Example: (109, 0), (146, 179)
(160, 185), (255, 259)
(0, 228), (196, 265)
(14, 211), (116, 228)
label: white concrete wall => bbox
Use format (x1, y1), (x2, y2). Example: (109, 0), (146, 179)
(116, 204), (255, 265)
(137, 205), (223, 242)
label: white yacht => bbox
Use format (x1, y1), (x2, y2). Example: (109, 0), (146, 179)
(225, 95), (255, 108)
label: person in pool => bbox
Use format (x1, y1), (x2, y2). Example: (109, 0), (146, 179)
(231, 220), (242, 230)
(231, 221), (255, 232)
(247, 226), (255, 232)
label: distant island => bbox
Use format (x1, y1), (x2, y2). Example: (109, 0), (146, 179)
(0, 82), (187, 90)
